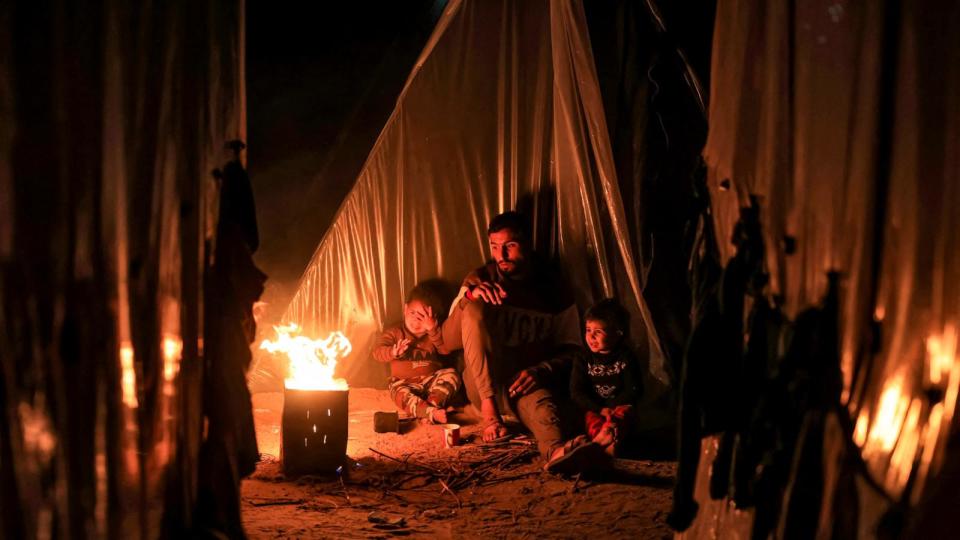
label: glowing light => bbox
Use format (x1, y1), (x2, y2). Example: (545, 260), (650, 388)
(944, 362), (960, 425)
(18, 403), (56, 463)
(120, 342), (138, 408)
(926, 325), (957, 386)
(867, 377), (909, 454)
(915, 402), (945, 499)
(259, 323), (351, 390)
(162, 335), (182, 383)
(886, 398), (922, 492)
(854, 408), (870, 447)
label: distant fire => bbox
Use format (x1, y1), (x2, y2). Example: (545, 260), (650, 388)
(259, 323), (351, 390)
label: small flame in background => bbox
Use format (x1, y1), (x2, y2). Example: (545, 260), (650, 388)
(259, 323), (351, 390)
(856, 323), (960, 498)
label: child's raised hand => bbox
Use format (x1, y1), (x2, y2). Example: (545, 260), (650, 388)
(392, 338), (412, 359)
(409, 306), (438, 332)
(419, 306), (438, 331)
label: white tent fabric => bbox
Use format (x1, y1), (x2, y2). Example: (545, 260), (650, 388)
(683, 0), (960, 536)
(282, 0), (667, 390)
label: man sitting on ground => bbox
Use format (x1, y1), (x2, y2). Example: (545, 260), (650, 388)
(440, 211), (601, 471)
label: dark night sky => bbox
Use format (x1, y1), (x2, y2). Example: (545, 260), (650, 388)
(246, 1), (442, 315)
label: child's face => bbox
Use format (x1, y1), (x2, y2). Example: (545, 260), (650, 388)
(403, 299), (430, 337)
(585, 319), (619, 354)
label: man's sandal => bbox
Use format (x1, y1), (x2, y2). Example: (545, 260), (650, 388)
(544, 435), (607, 475)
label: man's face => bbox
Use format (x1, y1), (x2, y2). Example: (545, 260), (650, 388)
(489, 228), (525, 276)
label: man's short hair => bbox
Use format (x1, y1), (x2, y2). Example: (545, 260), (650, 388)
(487, 211), (529, 241)
(585, 298), (630, 337)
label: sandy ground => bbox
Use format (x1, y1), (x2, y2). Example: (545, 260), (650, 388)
(243, 388), (676, 539)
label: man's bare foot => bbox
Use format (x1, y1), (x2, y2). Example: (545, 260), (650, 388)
(479, 397), (507, 441)
(482, 417), (509, 441)
(430, 407), (448, 424)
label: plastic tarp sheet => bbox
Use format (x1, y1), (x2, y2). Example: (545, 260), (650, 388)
(693, 0), (960, 535)
(283, 0), (667, 390)
(0, 1), (245, 537)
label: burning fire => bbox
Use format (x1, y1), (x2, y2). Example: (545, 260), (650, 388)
(259, 323), (351, 390)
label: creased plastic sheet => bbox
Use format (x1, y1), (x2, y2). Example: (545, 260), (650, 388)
(697, 0), (960, 535)
(283, 0), (666, 390)
(0, 1), (244, 537)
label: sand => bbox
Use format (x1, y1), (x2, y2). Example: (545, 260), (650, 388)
(243, 388), (675, 539)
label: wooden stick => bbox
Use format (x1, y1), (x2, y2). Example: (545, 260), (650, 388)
(369, 447), (440, 474)
(438, 478), (462, 508)
(338, 474), (353, 506)
(246, 498), (305, 507)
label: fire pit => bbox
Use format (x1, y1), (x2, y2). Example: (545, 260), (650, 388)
(260, 324), (353, 476)
(281, 388), (349, 475)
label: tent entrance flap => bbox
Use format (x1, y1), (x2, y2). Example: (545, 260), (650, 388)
(283, 0), (665, 390)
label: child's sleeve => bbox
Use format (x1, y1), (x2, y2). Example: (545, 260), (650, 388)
(611, 349), (643, 407)
(372, 328), (399, 363)
(569, 353), (604, 413)
(426, 325), (449, 355)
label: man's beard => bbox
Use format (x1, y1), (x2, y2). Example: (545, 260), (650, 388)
(498, 260), (521, 276)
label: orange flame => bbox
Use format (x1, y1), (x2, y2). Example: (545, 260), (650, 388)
(259, 323), (351, 390)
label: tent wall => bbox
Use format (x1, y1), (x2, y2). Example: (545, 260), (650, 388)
(283, 0), (666, 391)
(584, 0), (714, 380)
(685, 0), (960, 536)
(0, 1), (245, 537)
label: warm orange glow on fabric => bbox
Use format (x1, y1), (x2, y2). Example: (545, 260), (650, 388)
(925, 324), (957, 386)
(162, 335), (182, 398)
(259, 323), (351, 390)
(853, 407), (870, 447)
(119, 342), (138, 408)
(867, 377), (909, 454)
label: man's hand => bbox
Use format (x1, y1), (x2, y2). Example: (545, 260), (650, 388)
(508, 369), (540, 398)
(391, 338), (412, 359)
(470, 281), (507, 305)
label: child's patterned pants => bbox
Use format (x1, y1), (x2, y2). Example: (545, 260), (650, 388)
(388, 368), (461, 419)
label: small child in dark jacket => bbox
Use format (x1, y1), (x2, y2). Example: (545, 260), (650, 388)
(373, 283), (461, 424)
(569, 298), (642, 456)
